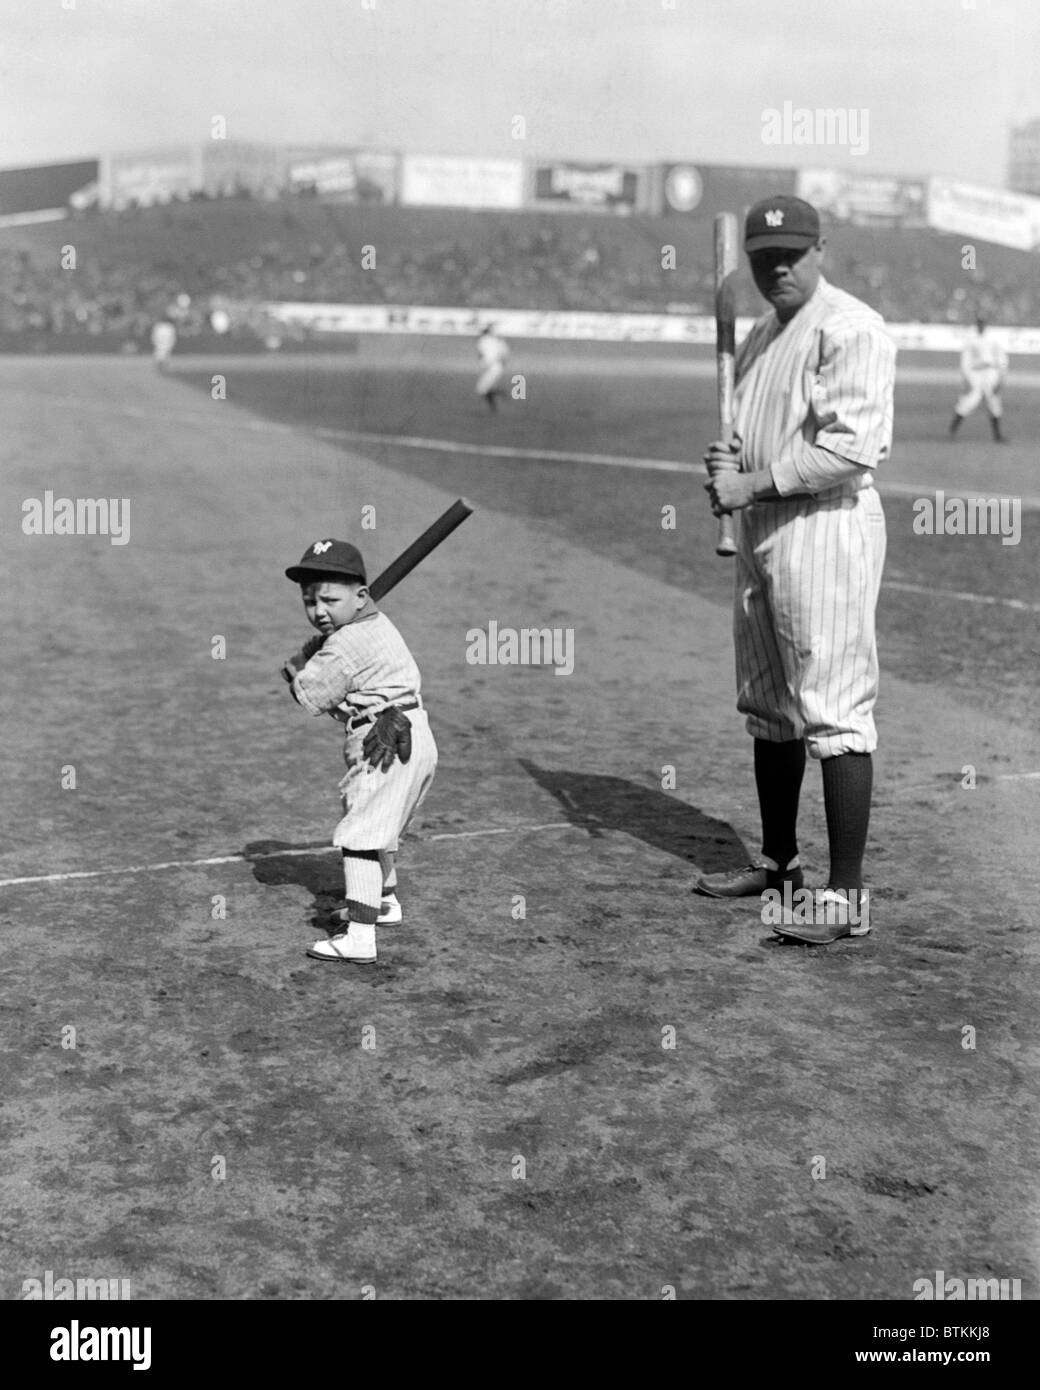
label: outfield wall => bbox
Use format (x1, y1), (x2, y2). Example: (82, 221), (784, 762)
(255, 301), (1040, 354)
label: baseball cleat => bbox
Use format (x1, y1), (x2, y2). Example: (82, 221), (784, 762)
(770, 888), (870, 945)
(330, 897), (402, 927)
(694, 858), (803, 898)
(307, 924), (377, 963)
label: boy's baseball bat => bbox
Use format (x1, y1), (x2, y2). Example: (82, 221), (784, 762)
(713, 213), (739, 558)
(280, 497), (475, 685)
(369, 498), (474, 600)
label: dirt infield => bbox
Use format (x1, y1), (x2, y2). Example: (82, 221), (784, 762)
(2, 354), (1037, 1301)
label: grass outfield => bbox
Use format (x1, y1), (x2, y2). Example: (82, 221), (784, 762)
(171, 339), (1040, 729)
(2, 350), (1038, 1303)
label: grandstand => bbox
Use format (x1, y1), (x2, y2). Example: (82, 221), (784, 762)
(1, 175), (1038, 348)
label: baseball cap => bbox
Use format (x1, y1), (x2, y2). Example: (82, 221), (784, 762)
(285, 538), (367, 585)
(744, 195), (821, 253)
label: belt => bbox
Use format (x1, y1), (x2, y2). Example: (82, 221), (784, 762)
(345, 699), (420, 732)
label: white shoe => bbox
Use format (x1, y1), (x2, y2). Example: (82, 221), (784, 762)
(307, 923), (377, 963)
(330, 896), (402, 927)
(376, 895), (402, 925)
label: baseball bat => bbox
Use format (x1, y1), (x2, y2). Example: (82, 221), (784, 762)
(713, 213), (739, 558)
(369, 497), (474, 601)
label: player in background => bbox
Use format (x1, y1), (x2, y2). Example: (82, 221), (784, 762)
(150, 317), (177, 371)
(949, 316), (1008, 442)
(476, 324), (509, 412)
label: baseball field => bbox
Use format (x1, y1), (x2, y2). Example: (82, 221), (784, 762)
(2, 337), (1038, 1301)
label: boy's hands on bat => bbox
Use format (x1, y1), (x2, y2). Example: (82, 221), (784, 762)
(280, 634), (327, 684)
(362, 707), (413, 772)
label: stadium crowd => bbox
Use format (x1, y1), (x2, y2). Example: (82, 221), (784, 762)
(1, 199), (1037, 340)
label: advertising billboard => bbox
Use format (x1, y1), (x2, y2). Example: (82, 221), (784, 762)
(796, 168), (927, 226)
(401, 155), (524, 209)
(927, 176), (1040, 252)
(533, 162), (641, 210)
(106, 149), (198, 208)
(285, 149), (397, 203)
(657, 163), (797, 218)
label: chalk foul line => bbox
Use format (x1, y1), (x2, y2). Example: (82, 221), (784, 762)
(882, 580), (1040, 613)
(0, 822), (579, 889)
(308, 424), (1040, 509)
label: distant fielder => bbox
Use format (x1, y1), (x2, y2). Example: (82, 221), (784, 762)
(281, 538), (438, 964)
(150, 318), (177, 371)
(475, 323), (509, 412)
(949, 316), (1008, 443)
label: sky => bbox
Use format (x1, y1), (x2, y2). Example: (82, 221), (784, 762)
(0, 0), (1036, 185)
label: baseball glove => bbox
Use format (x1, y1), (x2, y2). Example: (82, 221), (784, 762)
(362, 707), (413, 771)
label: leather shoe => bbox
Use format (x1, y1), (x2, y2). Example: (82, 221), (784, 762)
(695, 859), (803, 898)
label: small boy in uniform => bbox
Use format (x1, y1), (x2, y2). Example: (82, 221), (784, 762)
(281, 538), (437, 963)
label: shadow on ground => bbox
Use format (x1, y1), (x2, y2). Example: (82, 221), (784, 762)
(517, 759), (744, 869)
(243, 839), (342, 924)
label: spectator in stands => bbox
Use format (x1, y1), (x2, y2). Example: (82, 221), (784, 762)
(2, 199), (1039, 342)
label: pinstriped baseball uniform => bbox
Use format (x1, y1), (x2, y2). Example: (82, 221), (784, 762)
(291, 611), (437, 850)
(731, 276), (897, 759)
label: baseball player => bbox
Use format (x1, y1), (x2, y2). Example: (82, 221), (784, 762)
(949, 316), (1008, 442)
(475, 324), (509, 412)
(150, 317), (177, 370)
(282, 538), (437, 964)
(699, 195), (897, 945)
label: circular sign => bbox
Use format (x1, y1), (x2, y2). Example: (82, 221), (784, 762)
(665, 164), (703, 213)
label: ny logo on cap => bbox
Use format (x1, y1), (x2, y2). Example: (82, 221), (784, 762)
(312, 540), (332, 554)
(764, 209), (784, 227)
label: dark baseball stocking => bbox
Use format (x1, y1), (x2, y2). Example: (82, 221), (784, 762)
(755, 737), (806, 869)
(821, 751), (873, 891)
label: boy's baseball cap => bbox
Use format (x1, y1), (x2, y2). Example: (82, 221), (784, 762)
(285, 538), (367, 585)
(744, 195), (821, 252)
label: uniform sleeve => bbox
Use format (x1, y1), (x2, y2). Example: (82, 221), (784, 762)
(290, 634), (358, 716)
(286, 634), (326, 672)
(806, 321), (896, 468)
(770, 444), (871, 496)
